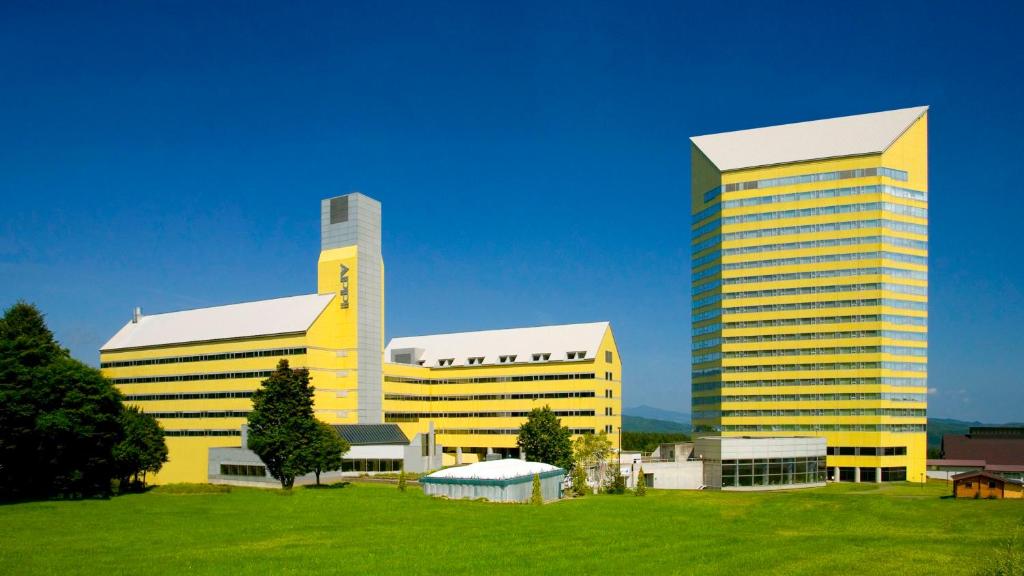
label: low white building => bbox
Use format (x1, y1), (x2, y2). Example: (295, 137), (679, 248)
(420, 459), (565, 503)
(623, 436), (827, 491)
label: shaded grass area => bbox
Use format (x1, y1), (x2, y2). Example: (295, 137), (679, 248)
(0, 481), (1020, 575)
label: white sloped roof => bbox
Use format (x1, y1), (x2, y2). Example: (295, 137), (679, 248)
(691, 106), (928, 172)
(385, 321), (610, 367)
(101, 293), (335, 351)
(424, 459), (562, 481)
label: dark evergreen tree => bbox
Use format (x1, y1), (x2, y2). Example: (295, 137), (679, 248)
(246, 360), (318, 489)
(635, 466), (647, 496)
(113, 405), (168, 491)
(516, 406), (573, 471)
(310, 420), (349, 486)
(0, 301), (123, 499)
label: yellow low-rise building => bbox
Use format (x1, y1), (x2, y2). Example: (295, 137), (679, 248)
(100, 193), (621, 483)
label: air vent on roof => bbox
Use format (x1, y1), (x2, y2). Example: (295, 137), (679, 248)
(467, 357), (484, 365)
(566, 351), (586, 360)
(499, 355), (517, 364)
(437, 358), (454, 367)
(531, 353), (551, 362)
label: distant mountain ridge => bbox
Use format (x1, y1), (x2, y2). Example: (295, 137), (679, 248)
(622, 408), (1021, 446)
(621, 415), (690, 433)
(623, 405), (690, 425)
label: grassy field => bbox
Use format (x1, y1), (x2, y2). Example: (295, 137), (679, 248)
(0, 481), (1020, 575)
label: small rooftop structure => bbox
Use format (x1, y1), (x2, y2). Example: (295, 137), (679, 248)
(333, 424), (409, 446)
(691, 106), (928, 172)
(101, 293), (334, 350)
(385, 322), (610, 368)
(420, 459), (565, 502)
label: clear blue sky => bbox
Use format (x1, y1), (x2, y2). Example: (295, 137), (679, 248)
(1, 1), (1022, 422)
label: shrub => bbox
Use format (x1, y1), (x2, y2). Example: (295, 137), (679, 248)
(530, 473), (543, 505)
(635, 467), (647, 496)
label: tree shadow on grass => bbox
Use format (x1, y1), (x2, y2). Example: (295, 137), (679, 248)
(305, 482), (352, 490)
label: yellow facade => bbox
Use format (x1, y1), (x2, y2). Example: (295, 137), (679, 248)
(101, 193), (620, 483)
(691, 111), (929, 483)
(383, 326), (622, 463)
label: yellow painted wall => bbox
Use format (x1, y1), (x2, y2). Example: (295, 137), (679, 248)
(691, 111), (929, 482)
(383, 324), (622, 456)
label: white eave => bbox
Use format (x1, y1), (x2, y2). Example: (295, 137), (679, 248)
(690, 106), (928, 172)
(385, 321), (610, 367)
(101, 293), (335, 351)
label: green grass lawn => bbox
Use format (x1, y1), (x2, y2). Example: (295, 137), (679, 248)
(0, 481), (1020, 575)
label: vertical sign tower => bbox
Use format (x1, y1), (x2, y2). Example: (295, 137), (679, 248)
(318, 193), (384, 423)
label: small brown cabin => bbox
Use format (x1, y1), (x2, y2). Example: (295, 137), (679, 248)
(952, 470), (1024, 499)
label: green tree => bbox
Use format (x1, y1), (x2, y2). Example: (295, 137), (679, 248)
(113, 405), (168, 491)
(397, 462), (408, 492)
(605, 466), (626, 495)
(635, 466), (647, 496)
(246, 360), (318, 489)
(570, 463), (589, 497)
(516, 406), (573, 471)
(311, 420), (349, 486)
(530, 473), (543, 505)
(0, 302), (123, 499)
(572, 432), (612, 492)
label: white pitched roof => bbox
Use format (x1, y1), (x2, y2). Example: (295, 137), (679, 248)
(691, 106), (928, 172)
(101, 293), (335, 351)
(385, 321), (610, 367)
(424, 459), (562, 480)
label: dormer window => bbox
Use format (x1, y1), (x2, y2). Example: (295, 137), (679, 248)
(499, 355), (517, 364)
(437, 358), (454, 367)
(566, 351), (586, 360)
(468, 357), (484, 365)
(531, 353), (551, 362)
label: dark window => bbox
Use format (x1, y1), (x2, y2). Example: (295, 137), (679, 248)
(605, 351), (613, 363)
(330, 196), (349, 224)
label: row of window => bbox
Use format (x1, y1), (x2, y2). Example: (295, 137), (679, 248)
(219, 464), (267, 477)
(722, 167), (908, 192)
(692, 202), (722, 225)
(692, 217), (721, 240)
(101, 347), (306, 369)
(142, 410), (250, 419)
(341, 459), (404, 473)
(721, 250), (928, 271)
(721, 184), (926, 209)
(438, 428), (596, 435)
(723, 345), (927, 359)
(124, 390), (256, 402)
(712, 361), (927, 374)
(718, 234), (927, 258)
(692, 234), (721, 254)
(385, 410), (596, 422)
(720, 456), (827, 488)
(695, 408), (926, 418)
(827, 446), (907, 456)
(721, 201), (927, 226)
(721, 297), (929, 314)
(717, 424), (926, 432)
(692, 377), (927, 391)
(383, 373), (596, 385)
(719, 313), (929, 330)
(720, 266), (929, 287)
(384, 391), (598, 402)
(720, 329), (927, 344)
(719, 282), (928, 301)
(164, 429), (242, 437)
(720, 218), (927, 242)
(111, 370), (273, 385)
(692, 392), (927, 405)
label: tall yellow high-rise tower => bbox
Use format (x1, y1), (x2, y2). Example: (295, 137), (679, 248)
(689, 107), (929, 484)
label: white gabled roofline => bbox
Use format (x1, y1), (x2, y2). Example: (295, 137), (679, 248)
(101, 293), (335, 351)
(691, 106), (928, 172)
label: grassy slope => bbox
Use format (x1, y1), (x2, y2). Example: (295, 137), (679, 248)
(0, 482), (1021, 575)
